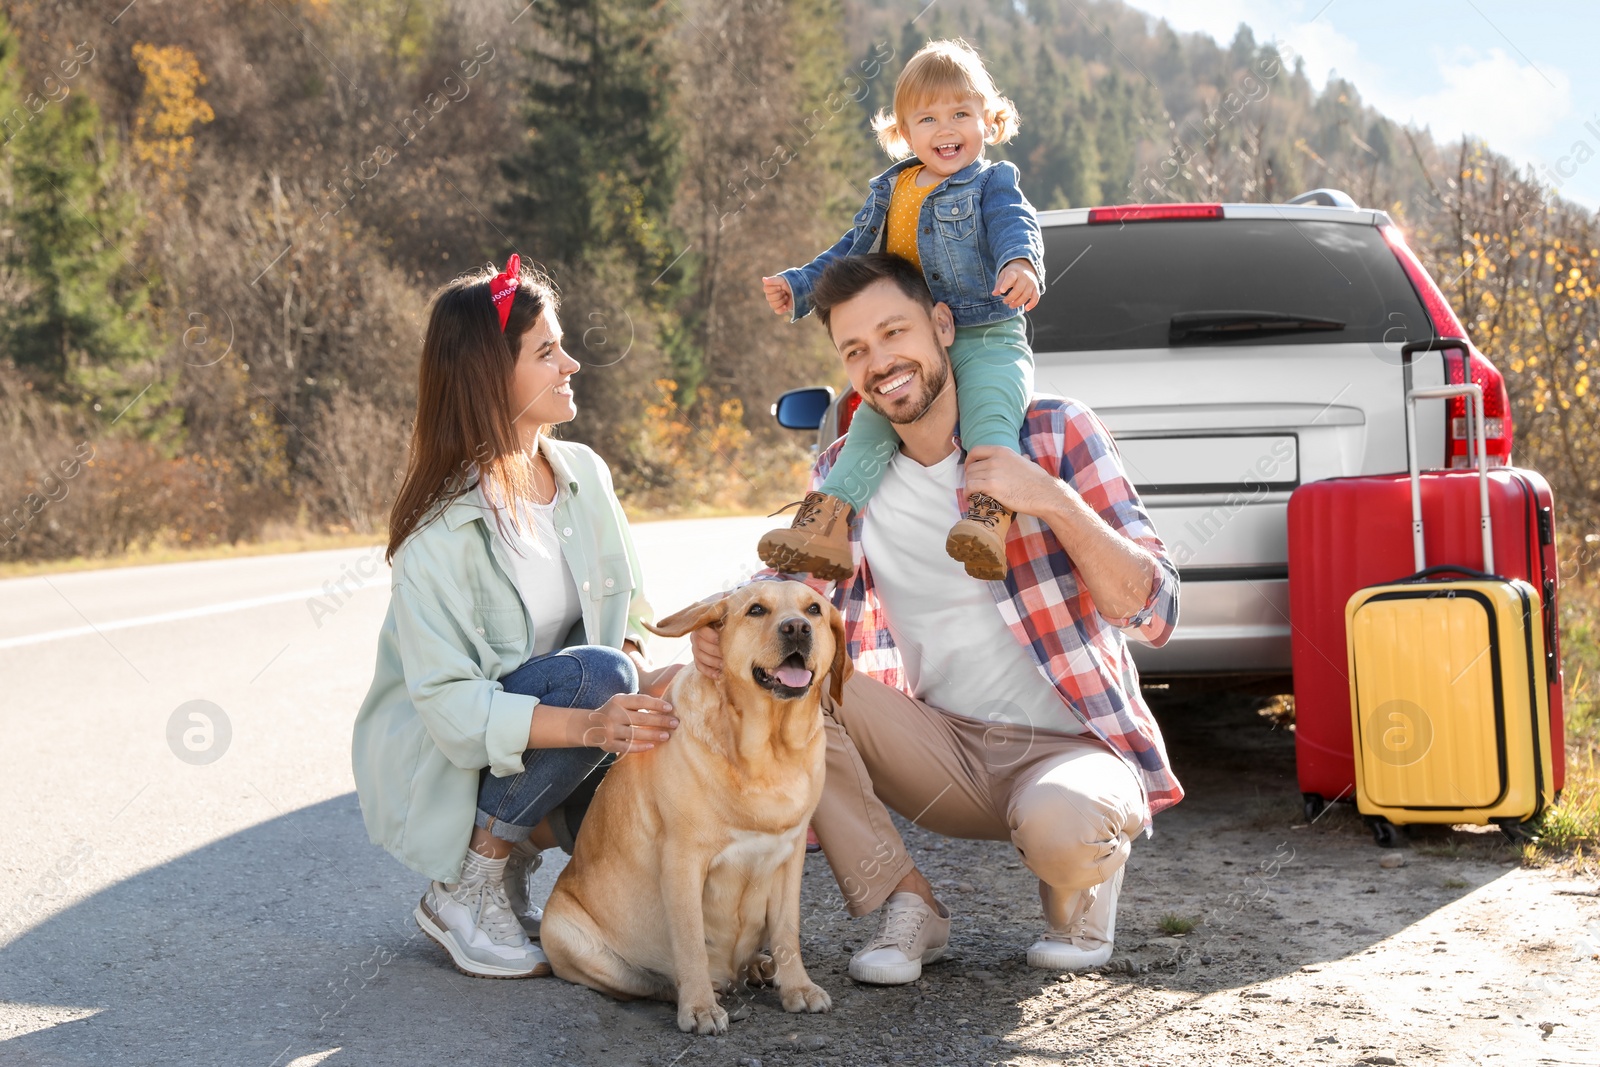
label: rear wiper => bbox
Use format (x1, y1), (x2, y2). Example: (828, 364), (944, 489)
(1169, 310), (1345, 345)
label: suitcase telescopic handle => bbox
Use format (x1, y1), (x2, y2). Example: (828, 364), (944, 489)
(1408, 564), (1497, 582)
(1405, 383), (1494, 575)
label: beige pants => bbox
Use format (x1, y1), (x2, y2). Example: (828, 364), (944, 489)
(814, 670), (1146, 931)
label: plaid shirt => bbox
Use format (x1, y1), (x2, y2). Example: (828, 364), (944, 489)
(767, 395), (1183, 821)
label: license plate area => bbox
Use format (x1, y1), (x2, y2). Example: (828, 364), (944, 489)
(1114, 434), (1300, 496)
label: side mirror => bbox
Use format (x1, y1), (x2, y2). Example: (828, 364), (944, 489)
(771, 387), (834, 431)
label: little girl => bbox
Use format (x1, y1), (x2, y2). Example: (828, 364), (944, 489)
(759, 38), (1044, 583)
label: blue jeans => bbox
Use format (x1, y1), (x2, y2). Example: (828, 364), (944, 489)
(475, 645), (637, 849)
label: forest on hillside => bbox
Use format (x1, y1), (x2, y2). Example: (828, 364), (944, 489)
(0, 0), (1595, 566)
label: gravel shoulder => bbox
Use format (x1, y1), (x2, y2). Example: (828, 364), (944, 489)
(540, 691), (1600, 1067)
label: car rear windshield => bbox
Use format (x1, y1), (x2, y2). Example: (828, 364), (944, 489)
(1028, 218), (1432, 352)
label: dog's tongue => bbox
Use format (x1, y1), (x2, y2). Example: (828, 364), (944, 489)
(773, 665), (813, 689)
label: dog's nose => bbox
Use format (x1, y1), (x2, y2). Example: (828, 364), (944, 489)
(779, 617), (812, 641)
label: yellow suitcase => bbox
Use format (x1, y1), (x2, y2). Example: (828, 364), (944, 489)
(1345, 385), (1554, 846)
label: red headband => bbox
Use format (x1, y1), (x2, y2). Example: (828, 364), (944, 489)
(489, 253), (520, 331)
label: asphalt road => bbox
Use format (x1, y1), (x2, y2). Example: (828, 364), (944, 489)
(0, 517), (771, 1065)
(2, 516), (1596, 1066)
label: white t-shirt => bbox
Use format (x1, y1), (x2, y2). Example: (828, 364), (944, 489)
(495, 493), (584, 658)
(859, 448), (1085, 735)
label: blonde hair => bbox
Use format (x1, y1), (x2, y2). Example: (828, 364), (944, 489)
(872, 39), (1019, 160)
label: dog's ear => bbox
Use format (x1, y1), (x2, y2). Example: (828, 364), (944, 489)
(644, 594), (729, 638)
(826, 601), (853, 705)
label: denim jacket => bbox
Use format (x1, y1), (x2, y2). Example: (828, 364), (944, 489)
(779, 156), (1045, 327)
(351, 436), (653, 883)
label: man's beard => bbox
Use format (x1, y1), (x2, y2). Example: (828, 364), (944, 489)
(862, 354), (950, 426)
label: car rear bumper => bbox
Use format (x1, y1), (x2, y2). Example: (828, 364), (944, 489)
(1129, 577), (1291, 675)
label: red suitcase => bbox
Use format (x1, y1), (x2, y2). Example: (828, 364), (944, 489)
(1288, 466), (1565, 819)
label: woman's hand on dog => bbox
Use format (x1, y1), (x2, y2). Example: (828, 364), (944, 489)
(576, 694), (680, 755)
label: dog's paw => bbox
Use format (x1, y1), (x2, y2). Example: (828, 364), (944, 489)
(780, 981), (832, 1014)
(743, 951), (777, 987)
(677, 1000), (729, 1035)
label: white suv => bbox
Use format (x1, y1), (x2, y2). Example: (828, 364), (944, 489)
(771, 189), (1514, 681)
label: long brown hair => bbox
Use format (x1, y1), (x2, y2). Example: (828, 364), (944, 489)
(386, 262), (559, 562)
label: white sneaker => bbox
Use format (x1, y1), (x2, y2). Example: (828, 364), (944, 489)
(1027, 866), (1123, 971)
(503, 839), (544, 940)
(848, 891), (950, 985)
(414, 851), (550, 978)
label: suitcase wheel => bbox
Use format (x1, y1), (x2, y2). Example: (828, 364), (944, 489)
(1365, 816), (1406, 849)
(1302, 793), (1326, 823)
(1493, 817), (1536, 844)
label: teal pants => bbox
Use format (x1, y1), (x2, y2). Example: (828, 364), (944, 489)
(818, 317), (1033, 512)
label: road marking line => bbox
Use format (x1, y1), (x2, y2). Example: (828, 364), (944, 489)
(0, 581), (385, 650)
(41, 575), (151, 682)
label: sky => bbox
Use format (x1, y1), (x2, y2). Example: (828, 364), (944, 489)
(1126, 0), (1600, 210)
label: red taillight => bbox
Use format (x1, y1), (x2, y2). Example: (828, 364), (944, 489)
(837, 390), (863, 436)
(1087, 203), (1223, 224)
(1381, 224), (1467, 337)
(1443, 346), (1513, 467)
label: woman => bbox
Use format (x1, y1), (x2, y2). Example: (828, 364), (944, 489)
(353, 255), (681, 979)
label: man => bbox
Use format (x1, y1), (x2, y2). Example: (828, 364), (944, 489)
(695, 253), (1182, 984)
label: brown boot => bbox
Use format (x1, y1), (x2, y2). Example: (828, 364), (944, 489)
(757, 491), (855, 581)
(945, 490), (1013, 581)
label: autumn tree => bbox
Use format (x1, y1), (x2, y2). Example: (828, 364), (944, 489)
(131, 42), (215, 193)
(670, 0), (873, 413)
(1402, 140), (1600, 539)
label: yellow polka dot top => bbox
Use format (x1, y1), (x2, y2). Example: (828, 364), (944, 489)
(884, 165), (935, 272)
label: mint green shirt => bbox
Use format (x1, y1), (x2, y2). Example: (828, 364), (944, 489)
(351, 437), (652, 883)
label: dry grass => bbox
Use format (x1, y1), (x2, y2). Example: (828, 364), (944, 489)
(0, 527), (385, 579)
(1532, 581), (1600, 857)
(1157, 913), (1198, 935)
(1520, 842), (1552, 868)
(614, 381), (812, 516)
(0, 503), (784, 581)
(621, 500), (789, 523)
(1538, 746), (1599, 848)
(1412, 837), (1472, 860)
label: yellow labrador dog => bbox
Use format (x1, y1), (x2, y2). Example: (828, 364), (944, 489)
(541, 582), (850, 1034)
